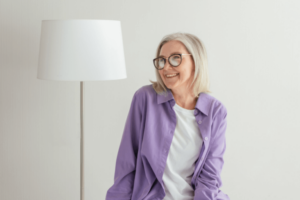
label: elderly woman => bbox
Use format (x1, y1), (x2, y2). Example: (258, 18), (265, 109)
(106, 32), (229, 200)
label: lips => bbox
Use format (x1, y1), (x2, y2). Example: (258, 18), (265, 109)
(165, 73), (179, 78)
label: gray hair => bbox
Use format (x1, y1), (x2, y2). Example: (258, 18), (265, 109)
(149, 32), (212, 98)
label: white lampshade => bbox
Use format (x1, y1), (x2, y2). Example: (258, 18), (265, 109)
(37, 20), (127, 81)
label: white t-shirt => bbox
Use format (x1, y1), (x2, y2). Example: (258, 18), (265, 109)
(162, 103), (203, 200)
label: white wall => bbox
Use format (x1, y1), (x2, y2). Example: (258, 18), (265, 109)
(0, 0), (299, 199)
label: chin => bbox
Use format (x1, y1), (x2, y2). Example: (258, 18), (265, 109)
(164, 83), (176, 89)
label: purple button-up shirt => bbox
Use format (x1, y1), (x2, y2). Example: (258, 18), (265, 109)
(106, 84), (230, 200)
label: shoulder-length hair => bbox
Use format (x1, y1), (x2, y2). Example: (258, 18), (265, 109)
(149, 32), (212, 98)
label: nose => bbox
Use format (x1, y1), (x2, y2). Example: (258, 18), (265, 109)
(163, 59), (173, 70)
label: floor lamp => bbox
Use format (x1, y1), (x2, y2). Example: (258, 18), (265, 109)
(37, 20), (127, 200)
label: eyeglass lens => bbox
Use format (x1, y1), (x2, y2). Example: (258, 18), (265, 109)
(154, 54), (181, 69)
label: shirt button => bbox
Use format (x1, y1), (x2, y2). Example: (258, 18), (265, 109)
(205, 137), (208, 141)
(197, 120), (202, 124)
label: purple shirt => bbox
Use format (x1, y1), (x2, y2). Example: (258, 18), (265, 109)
(106, 84), (230, 200)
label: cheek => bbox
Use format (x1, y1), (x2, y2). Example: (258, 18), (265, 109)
(159, 73), (164, 79)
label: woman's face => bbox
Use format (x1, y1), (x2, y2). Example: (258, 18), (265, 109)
(158, 40), (195, 91)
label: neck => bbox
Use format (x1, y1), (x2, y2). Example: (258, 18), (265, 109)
(171, 88), (197, 110)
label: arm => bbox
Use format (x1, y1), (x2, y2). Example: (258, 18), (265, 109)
(194, 104), (229, 200)
(106, 90), (143, 200)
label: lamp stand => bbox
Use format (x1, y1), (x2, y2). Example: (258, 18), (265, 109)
(80, 81), (85, 200)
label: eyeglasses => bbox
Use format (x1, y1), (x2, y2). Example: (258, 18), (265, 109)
(153, 53), (192, 70)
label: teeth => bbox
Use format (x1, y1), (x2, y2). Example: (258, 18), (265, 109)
(166, 73), (179, 77)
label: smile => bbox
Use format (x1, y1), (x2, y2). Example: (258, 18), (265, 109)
(166, 73), (179, 78)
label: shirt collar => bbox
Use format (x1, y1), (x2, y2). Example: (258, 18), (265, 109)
(156, 88), (209, 116)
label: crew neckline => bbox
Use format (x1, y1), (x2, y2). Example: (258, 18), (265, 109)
(173, 103), (195, 115)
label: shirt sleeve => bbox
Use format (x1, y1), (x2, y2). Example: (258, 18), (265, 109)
(194, 104), (230, 200)
(105, 90), (143, 200)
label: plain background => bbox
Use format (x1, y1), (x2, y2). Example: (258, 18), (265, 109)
(1, 0), (300, 199)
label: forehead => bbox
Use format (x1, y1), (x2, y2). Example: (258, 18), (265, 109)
(159, 40), (188, 56)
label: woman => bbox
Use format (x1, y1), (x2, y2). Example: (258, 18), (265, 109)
(106, 32), (230, 200)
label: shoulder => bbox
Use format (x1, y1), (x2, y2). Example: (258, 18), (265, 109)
(133, 84), (156, 100)
(135, 84), (155, 96)
(130, 84), (156, 108)
(201, 93), (227, 119)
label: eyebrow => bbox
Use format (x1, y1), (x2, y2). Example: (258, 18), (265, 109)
(158, 52), (182, 57)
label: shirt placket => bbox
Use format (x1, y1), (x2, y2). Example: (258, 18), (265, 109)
(157, 100), (177, 183)
(191, 111), (210, 186)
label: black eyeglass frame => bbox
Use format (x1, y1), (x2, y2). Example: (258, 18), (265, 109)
(153, 53), (192, 70)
